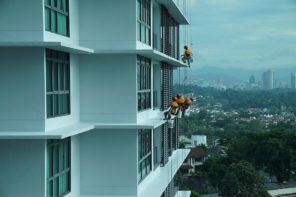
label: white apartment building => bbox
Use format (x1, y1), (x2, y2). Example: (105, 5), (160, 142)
(0, 0), (190, 197)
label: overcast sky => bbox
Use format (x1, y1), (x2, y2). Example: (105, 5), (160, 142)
(185, 0), (296, 70)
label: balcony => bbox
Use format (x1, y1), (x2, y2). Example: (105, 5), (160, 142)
(175, 191), (191, 197)
(138, 148), (190, 197)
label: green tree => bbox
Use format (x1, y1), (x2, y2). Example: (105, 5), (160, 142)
(190, 191), (201, 197)
(203, 156), (228, 188)
(219, 161), (270, 197)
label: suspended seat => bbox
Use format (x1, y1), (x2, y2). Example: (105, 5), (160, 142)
(167, 119), (174, 129)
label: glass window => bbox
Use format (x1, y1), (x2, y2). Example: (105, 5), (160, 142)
(153, 64), (161, 109)
(46, 49), (70, 118)
(137, 56), (151, 111)
(137, 0), (151, 45)
(138, 129), (152, 183)
(45, 0), (69, 36)
(47, 138), (71, 197)
(160, 6), (180, 59)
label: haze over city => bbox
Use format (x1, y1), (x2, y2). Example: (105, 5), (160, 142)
(188, 0), (296, 70)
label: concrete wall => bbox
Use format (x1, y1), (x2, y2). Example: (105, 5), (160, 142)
(0, 47), (45, 132)
(80, 54), (137, 123)
(45, 54), (80, 131)
(0, 0), (43, 42)
(0, 140), (46, 197)
(80, 129), (138, 196)
(79, 0), (137, 50)
(0, 137), (81, 197)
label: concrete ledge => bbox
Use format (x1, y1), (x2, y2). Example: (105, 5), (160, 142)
(0, 42), (94, 54)
(0, 123), (95, 139)
(94, 49), (188, 67)
(0, 119), (167, 139)
(175, 191), (191, 197)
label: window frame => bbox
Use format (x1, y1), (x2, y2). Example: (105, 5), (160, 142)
(137, 0), (151, 45)
(138, 129), (152, 183)
(47, 137), (71, 197)
(137, 56), (152, 112)
(46, 49), (71, 118)
(44, 0), (70, 37)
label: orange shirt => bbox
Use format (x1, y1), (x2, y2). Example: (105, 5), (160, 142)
(185, 49), (191, 57)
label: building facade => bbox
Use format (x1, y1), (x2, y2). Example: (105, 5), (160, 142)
(262, 69), (274, 90)
(291, 72), (296, 89)
(0, 0), (190, 197)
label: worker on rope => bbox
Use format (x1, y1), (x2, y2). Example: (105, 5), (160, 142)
(184, 97), (193, 109)
(182, 97), (193, 117)
(164, 101), (179, 120)
(176, 94), (186, 112)
(181, 45), (193, 66)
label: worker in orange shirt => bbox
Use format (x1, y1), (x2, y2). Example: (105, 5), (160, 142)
(177, 95), (186, 111)
(164, 101), (179, 120)
(181, 45), (193, 66)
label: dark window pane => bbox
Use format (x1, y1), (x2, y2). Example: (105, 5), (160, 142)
(52, 0), (57, 8)
(47, 181), (53, 197)
(47, 95), (53, 117)
(47, 146), (53, 178)
(65, 65), (70, 91)
(53, 94), (58, 116)
(57, 0), (63, 10)
(137, 0), (140, 20)
(53, 145), (59, 175)
(53, 178), (58, 197)
(59, 64), (64, 90)
(137, 22), (141, 41)
(141, 24), (145, 43)
(45, 8), (51, 31)
(51, 11), (57, 32)
(53, 63), (58, 91)
(45, 0), (51, 5)
(57, 14), (67, 36)
(58, 94), (63, 114)
(46, 61), (52, 92)
(65, 94), (70, 114)
(63, 0), (67, 12)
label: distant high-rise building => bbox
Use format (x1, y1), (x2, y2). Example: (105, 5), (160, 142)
(262, 70), (274, 89)
(249, 75), (256, 84)
(291, 72), (296, 89)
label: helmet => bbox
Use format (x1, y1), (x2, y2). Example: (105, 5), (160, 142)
(170, 101), (178, 108)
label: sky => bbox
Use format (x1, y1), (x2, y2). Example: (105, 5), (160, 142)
(184, 0), (296, 70)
